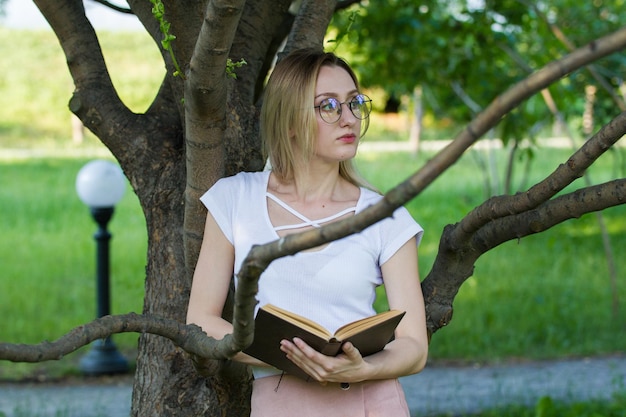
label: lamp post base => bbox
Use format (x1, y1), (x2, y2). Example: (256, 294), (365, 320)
(79, 338), (129, 376)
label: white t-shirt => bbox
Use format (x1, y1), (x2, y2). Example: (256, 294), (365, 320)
(200, 170), (423, 334)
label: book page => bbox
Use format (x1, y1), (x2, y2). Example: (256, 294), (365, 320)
(334, 310), (404, 340)
(263, 304), (331, 339)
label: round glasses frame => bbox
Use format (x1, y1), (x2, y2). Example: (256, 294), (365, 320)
(314, 94), (372, 124)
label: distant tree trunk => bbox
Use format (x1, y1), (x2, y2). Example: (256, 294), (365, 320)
(583, 84), (597, 136)
(409, 86), (423, 155)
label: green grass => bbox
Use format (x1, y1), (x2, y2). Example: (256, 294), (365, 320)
(1, 145), (624, 380)
(359, 146), (626, 363)
(427, 393), (626, 417)
(440, 394), (626, 417)
(0, 156), (147, 379)
(0, 27), (163, 148)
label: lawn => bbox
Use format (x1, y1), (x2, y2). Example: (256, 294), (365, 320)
(1, 142), (625, 379)
(359, 145), (626, 363)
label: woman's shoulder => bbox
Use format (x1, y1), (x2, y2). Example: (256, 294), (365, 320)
(203, 171), (269, 204)
(358, 186), (383, 205)
(214, 170), (269, 189)
(357, 187), (419, 226)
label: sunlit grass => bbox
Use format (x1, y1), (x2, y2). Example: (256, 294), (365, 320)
(0, 27), (163, 149)
(425, 393), (626, 417)
(0, 157), (146, 378)
(358, 147), (626, 363)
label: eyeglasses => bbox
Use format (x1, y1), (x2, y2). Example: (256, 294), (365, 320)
(314, 94), (372, 124)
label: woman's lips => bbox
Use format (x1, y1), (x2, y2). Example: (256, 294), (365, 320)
(339, 134), (356, 143)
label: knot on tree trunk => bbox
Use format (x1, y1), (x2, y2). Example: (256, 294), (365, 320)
(425, 301), (453, 338)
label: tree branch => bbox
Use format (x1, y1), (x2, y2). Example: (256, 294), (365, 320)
(0, 314), (230, 363)
(421, 110), (624, 337)
(453, 110), (626, 242)
(473, 179), (626, 253)
(33, 0), (131, 135)
(336, 0), (362, 11)
(183, 0), (246, 281)
(230, 0), (293, 104)
(186, 0), (246, 114)
(33, 0), (177, 170)
(283, 0), (337, 53)
(89, 0), (133, 14)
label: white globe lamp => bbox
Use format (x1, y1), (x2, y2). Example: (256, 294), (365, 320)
(76, 159), (126, 208)
(75, 159), (129, 375)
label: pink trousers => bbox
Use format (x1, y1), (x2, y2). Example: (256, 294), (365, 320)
(251, 374), (410, 417)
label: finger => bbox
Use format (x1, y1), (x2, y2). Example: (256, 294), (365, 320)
(287, 339), (328, 381)
(280, 339), (315, 368)
(292, 338), (316, 356)
(341, 342), (362, 361)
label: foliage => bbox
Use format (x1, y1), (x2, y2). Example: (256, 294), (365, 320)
(150, 0), (184, 79)
(329, 0), (626, 144)
(226, 57), (248, 79)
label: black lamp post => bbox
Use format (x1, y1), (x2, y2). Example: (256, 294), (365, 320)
(75, 159), (129, 375)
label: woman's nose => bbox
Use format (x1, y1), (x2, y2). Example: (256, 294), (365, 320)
(338, 102), (357, 125)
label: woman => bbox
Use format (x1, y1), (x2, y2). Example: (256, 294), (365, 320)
(187, 48), (428, 416)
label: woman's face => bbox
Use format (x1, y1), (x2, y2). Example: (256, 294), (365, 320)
(312, 65), (361, 163)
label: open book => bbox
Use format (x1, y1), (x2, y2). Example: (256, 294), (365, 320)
(243, 304), (405, 380)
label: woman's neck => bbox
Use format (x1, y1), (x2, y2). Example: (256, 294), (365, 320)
(270, 164), (356, 207)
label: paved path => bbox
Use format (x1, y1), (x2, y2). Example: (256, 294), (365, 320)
(402, 355), (626, 416)
(0, 355), (624, 416)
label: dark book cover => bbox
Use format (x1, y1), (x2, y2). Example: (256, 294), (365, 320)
(243, 304), (405, 380)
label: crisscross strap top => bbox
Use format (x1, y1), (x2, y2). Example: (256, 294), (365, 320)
(266, 192), (357, 232)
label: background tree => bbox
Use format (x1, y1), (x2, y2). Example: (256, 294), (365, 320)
(330, 0), (626, 193)
(1, 1), (624, 416)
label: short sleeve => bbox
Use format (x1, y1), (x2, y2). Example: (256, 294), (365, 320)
(199, 177), (237, 244)
(378, 206), (423, 266)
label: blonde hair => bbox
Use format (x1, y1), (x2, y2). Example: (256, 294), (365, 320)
(261, 48), (370, 187)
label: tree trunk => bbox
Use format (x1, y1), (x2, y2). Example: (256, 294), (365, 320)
(129, 158), (256, 416)
(126, 1), (329, 415)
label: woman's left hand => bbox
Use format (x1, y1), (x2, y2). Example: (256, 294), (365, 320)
(280, 338), (367, 383)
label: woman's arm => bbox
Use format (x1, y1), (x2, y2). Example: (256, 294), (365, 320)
(279, 237), (429, 382)
(362, 236), (429, 377)
(186, 212), (267, 366)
